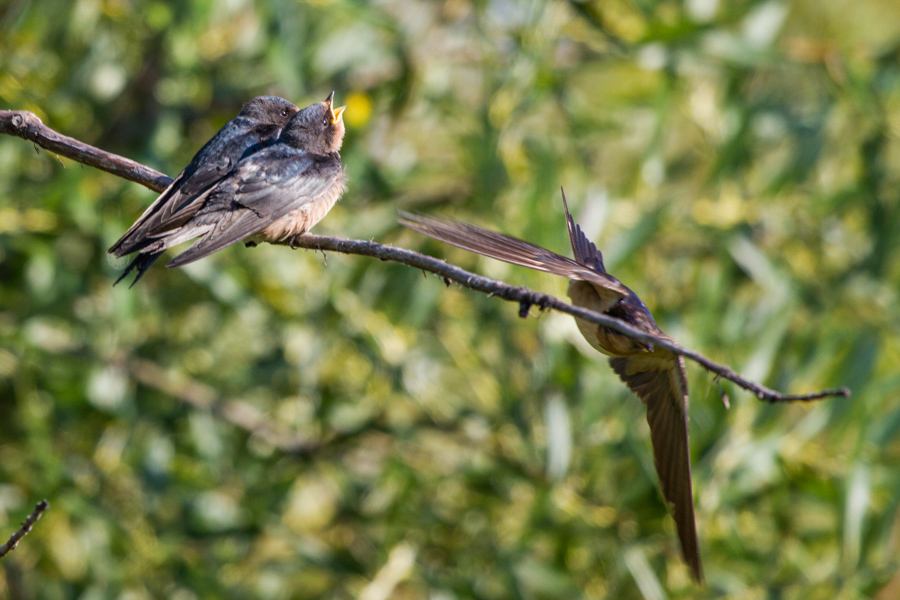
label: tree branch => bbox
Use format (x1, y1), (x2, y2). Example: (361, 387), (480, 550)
(0, 110), (173, 192)
(1, 110), (850, 404)
(0, 500), (49, 560)
(123, 358), (339, 456)
(281, 234), (849, 403)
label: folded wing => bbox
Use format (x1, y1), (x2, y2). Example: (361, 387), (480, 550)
(166, 148), (340, 268)
(109, 118), (276, 257)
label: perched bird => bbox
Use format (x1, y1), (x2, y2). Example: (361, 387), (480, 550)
(400, 192), (703, 583)
(109, 93), (347, 284)
(109, 95), (300, 284)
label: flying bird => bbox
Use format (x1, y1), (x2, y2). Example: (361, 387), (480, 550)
(399, 193), (703, 583)
(109, 93), (347, 284)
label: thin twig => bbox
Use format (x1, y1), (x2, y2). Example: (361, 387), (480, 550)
(123, 358), (333, 456)
(0, 110), (850, 404)
(123, 358), (404, 457)
(0, 500), (49, 560)
(282, 234), (849, 403)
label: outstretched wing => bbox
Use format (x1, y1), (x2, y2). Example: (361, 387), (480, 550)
(608, 354), (702, 583)
(399, 211), (627, 298)
(166, 148), (340, 268)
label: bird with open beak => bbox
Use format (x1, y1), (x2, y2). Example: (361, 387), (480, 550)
(109, 93), (346, 283)
(400, 192), (704, 583)
(109, 95), (300, 284)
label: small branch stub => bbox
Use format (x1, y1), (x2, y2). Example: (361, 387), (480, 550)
(519, 299), (532, 318)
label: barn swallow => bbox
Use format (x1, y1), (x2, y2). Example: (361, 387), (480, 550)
(399, 192), (703, 582)
(110, 93), (347, 284)
(109, 95), (300, 284)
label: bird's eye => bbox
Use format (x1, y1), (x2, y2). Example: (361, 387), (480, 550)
(323, 117), (329, 127)
(281, 109), (288, 117)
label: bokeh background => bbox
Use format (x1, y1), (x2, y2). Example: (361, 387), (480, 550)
(2, 0), (900, 598)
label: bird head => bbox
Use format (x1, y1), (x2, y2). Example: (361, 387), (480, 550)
(279, 92), (347, 154)
(238, 96), (300, 128)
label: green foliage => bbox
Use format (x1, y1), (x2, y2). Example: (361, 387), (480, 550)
(2, 0), (900, 598)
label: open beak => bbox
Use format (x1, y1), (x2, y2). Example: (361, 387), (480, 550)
(325, 92), (345, 123)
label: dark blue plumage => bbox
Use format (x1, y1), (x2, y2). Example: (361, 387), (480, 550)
(109, 95), (300, 285)
(109, 94), (347, 284)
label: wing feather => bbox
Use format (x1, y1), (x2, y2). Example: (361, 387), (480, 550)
(165, 149), (340, 268)
(609, 354), (702, 582)
(108, 118), (280, 257)
(399, 212), (627, 297)
(561, 189), (608, 273)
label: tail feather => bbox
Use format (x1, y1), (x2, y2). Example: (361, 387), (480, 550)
(113, 251), (164, 287)
(561, 189), (607, 273)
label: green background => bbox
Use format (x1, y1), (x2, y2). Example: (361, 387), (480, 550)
(2, 0), (899, 598)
